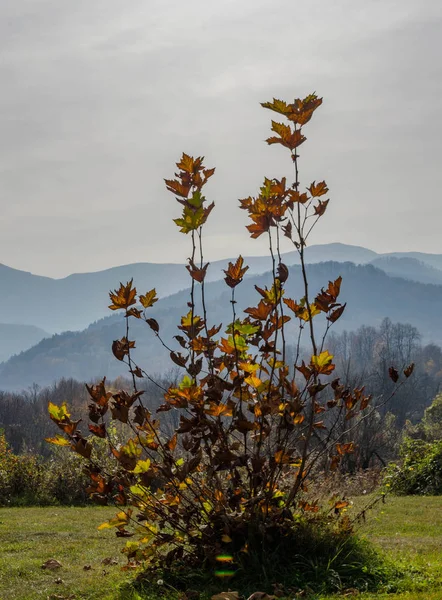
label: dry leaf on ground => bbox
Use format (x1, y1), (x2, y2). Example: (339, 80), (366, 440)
(211, 593), (240, 600)
(42, 559), (62, 570)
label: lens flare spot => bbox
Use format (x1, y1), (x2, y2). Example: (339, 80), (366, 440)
(216, 554), (233, 563)
(215, 569), (235, 578)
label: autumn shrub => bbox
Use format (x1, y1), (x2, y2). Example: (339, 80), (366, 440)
(384, 394), (442, 496)
(0, 431), (88, 506)
(47, 94), (412, 593)
(385, 438), (442, 496)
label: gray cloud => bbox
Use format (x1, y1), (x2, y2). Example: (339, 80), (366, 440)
(0, 0), (441, 276)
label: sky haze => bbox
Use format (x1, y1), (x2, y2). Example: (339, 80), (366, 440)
(1, 0), (441, 277)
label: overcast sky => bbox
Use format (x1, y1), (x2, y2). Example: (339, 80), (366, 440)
(1, 0), (441, 277)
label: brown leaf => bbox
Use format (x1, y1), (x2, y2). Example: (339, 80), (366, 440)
(176, 153), (200, 174)
(72, 436), (92, 459)
(327, 303), (346, 324)
(244, 300), (272, 321)
(261, 94), (322, 125)
(274, 450), (291, 464)
(404, 363), (415, 378)
(101, 557), (118, 566)
(146, 318), (160, 333)
(88, 423), (106, 438)
(330, 455), (340, 471)
(130, 366), (144, 378)
(211, 593), (240, 600)
(266, 121), (306, 151)
(164, 178), (191, 198)
(112, 337), (135, 361)
(170, 351), (188, 367)
(86, 378), (112, 407)
(296, 361), (312, 380)
(298, 500), (319, 512)
(336, 442), (355, 456)
(282, 220), (292, 239)
(109, 280), (137, 311)
(224, 256), (249, 288)
(388, 367), (399, 383)
(314, 199), (329, 216)
(360, 394), (371, 410)
(277, 262), (289, 283)
(166, 433), (178, 452)
(42, 559), (62, 570)
(308, 180), (329, 197)
(186, 259), (209, 283)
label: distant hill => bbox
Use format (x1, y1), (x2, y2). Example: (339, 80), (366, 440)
(385, 251), (442, 271)
(0, 323), (49, 364)
(2, 261), (442, 391)
(2, 243), (442, 334)
(369, 257), (442, 286)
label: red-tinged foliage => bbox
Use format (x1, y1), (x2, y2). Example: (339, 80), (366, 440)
(47, 94), (406, 578)
(224, 256), (249, 288)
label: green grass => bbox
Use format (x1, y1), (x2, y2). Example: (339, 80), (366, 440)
(1, 497), (442, 599)
(0, 506), (133, 600)
(321, 495), (442, 600)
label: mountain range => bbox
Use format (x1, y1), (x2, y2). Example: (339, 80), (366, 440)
(3, 243), (442, 334)
(1, 245), (442, 390)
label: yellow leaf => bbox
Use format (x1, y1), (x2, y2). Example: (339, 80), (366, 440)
(214, 489), (225, 502)
(311, 350), (335, 375)
(98, 509), (132, 530)
(48, 402), (70, 421)
(45, 435), (71, 447)
(139, 289), (158, 309)
(133, 459), (151, 473)
(244, 375), (262, 388)
(274, 450), (291, 464)
(108, 280), (137, 311)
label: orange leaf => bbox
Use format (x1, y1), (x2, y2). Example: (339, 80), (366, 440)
(164, 178), (191, 198)
(166, 433), (178, 452)
(224, 256), (249, 288)
(186, 259), (209, 283)
(308, 180), (329, 197)
(266, 121), (306, 151)
(274, 450), (291, 464)
(109, 280), (137, 311)
(336, 442), (355, 456)
(261, 94), (323, 126)
(244, 300), (272, 321)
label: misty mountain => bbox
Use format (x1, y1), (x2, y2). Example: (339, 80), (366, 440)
(0, 323), (49, 364)
(369, 257), (442, 285)
(2, 243), (442, 335)
(386, 252), (442, 271)
(2, 261), (442, 391)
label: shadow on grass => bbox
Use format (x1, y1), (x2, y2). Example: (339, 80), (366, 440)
(114, 525), (404, 600)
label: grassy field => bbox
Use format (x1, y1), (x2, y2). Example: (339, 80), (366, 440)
(1, 497), (442, 600)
